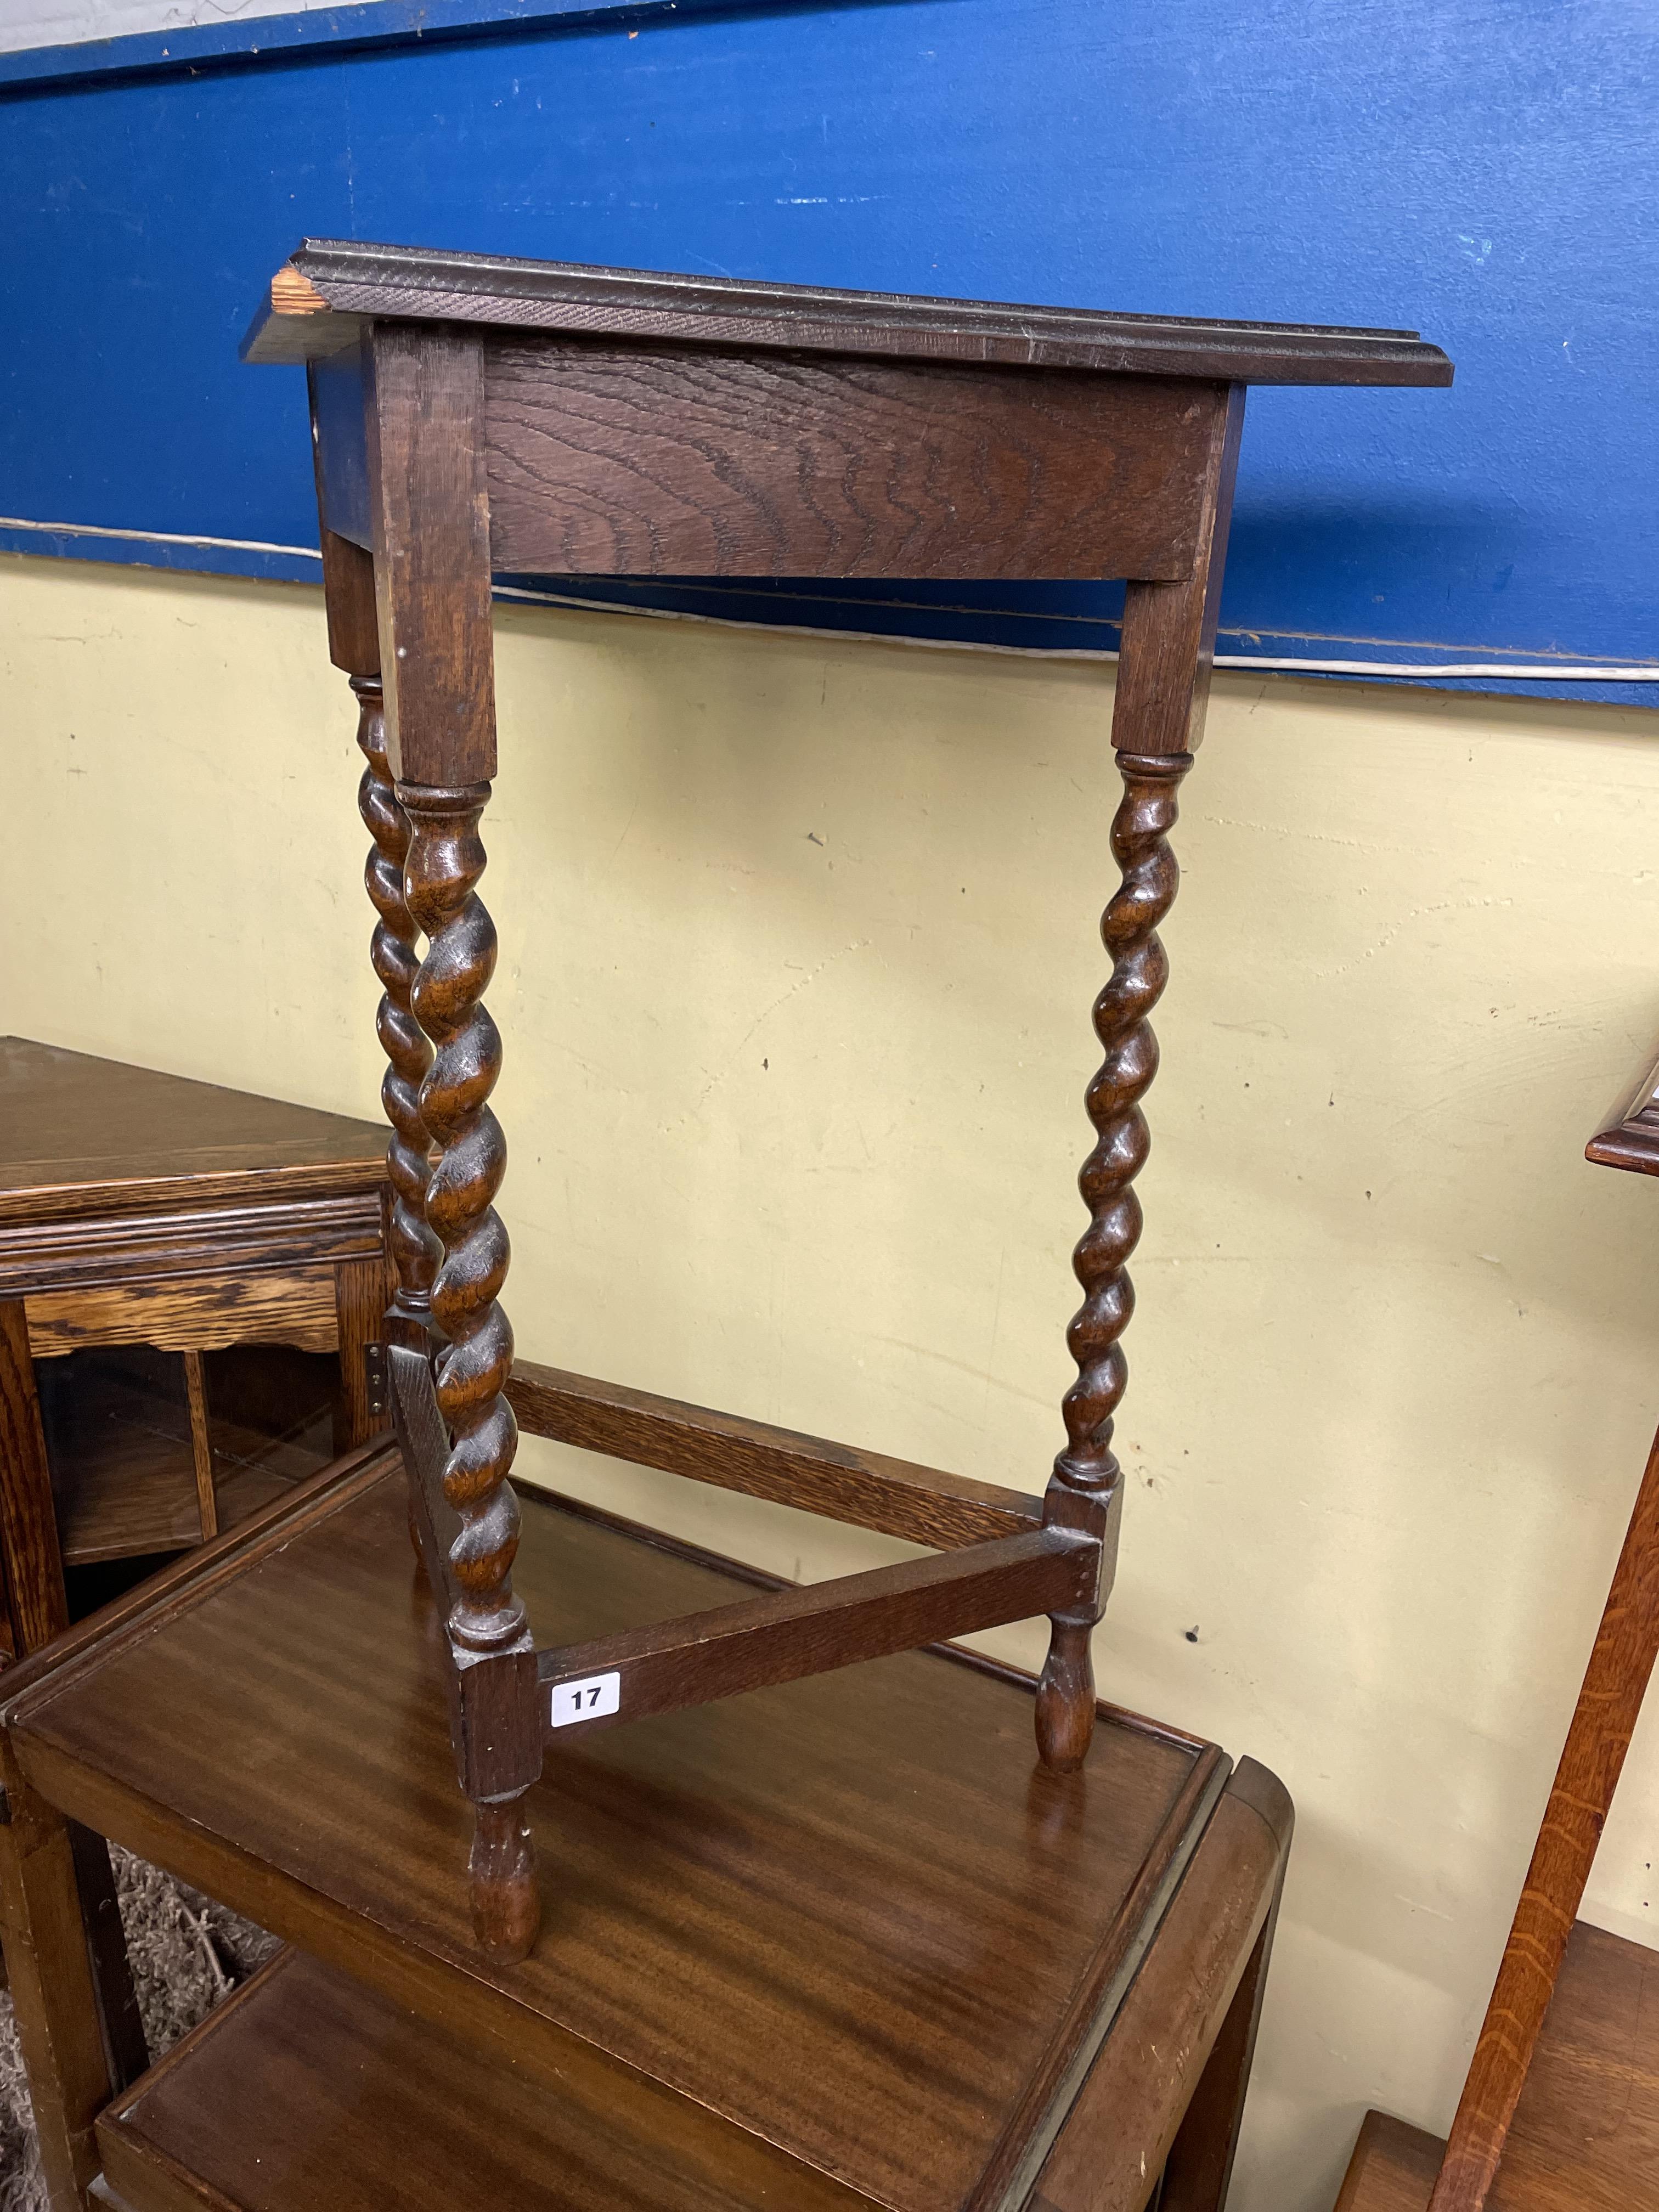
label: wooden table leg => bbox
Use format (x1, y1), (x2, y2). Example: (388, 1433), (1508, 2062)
(0, 1297), (70, 1656)
(1037, 385), (1245, 1772)
(67, 1820), (149, 2095)
(0, 1739), (117, 2209)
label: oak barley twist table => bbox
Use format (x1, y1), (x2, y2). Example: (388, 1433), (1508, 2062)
(0, 244), (1449, 2212)
(242, 242), (1450, 1956)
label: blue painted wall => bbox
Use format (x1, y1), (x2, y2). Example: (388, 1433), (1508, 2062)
(2, 0), (1655, 700)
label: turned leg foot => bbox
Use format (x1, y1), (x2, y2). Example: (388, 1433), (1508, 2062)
(469, 1797), (540, 1963)
(1036, 1619), (1097, 1771)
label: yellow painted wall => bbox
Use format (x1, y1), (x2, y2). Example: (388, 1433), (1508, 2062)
(7, 549), (1659, 2209)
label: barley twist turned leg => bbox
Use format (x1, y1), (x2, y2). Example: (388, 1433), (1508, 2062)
(357, 679), (444, 1560)
(356, 677), (441, 1331)
(1036, 749), (1192, 1771)
(400, 780), (538, 1960)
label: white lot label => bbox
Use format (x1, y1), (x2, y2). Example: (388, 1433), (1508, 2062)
(549, 1671), (621, 1728)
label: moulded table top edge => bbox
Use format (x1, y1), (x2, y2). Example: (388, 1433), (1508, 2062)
(0, 1036), (390, 1221)
(242, 238), (1454, 387)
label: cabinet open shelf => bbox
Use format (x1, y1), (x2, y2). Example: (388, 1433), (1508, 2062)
(97, 1943), (864, 2212)
(37, 1343), (341, 1566)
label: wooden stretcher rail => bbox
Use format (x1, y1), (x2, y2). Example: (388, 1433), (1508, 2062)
(506, 1358), (1043, 1550)
(535, 1526), (1095, 1739)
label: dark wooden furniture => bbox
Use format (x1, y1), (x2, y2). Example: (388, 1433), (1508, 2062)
(2, 1446), (1296, 2212)
(1331, 1049), (1659, 2212)
(0, 1037), (393, 1661)
(233, 240), (1451, 1960)
(1, 250), (1448, 2211)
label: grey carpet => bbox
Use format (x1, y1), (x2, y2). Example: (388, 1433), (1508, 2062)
(1, 1847), (278, 2211)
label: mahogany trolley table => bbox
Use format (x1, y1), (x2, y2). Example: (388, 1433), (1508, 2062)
(0, 246), (1448, 2212)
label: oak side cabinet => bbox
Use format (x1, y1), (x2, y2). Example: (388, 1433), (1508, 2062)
(0, 1036), (393, 1660)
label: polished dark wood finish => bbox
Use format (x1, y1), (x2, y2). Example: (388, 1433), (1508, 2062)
(2, 1199), (382, 1301)
(398, 786), (521, 1652)
(0, 1038), (391, 1651)
(96, 1949), (867, 2212)
(1156, 1763), (1293, 2212)
(484, 345), (1222, 581)
(1035, 378), (1240, 1765)
(0, 1036), (388, 1226)
(1032, 1760), (1292, 2212)
(252, 245), (1449, 1908)
(2, 1452), (1272, 2212)
(352, 674), (437, 1340)
(244, 238), (1453, 388)
(1036, 749), (1192, 1771)
(536, 1526), (1097, 1735)
(94, 1733), (1288, 2212)
(1336, 1925), (1659, 2212)
(330, 1254), (396, 1454)
(396, 778), (540, 1954)
(506, 1358), (1042, 1545)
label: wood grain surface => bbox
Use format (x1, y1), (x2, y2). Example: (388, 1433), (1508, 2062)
(1108, 386), (1244, 758)
(0, 1038), (387, 1227)
(1428, 1423), (1659, 2212)
(484, 342), (1217, 580)
(536, 1527), (1095, 1736)
(1032, 1759), (1292, 2212)
(182, 1350), (215, 1540)
(506, 1358), (1041, 1548)
(365, 325), (497, 786)
(0, 1193), (385, 1300)
(97, 1757), (1286, 2212)
(1335, 2112), (1444, 2212)
(37, 1344), (336, 1567)
(25, 1268), (341, 1359)
(7, 1459), (1225, 2212)
(1336, 1925), (1659, 2212)
(1486, 1920), (1659, 2210)
(98, 1948), (870, 2212)
(244, 238), (1454, 390)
